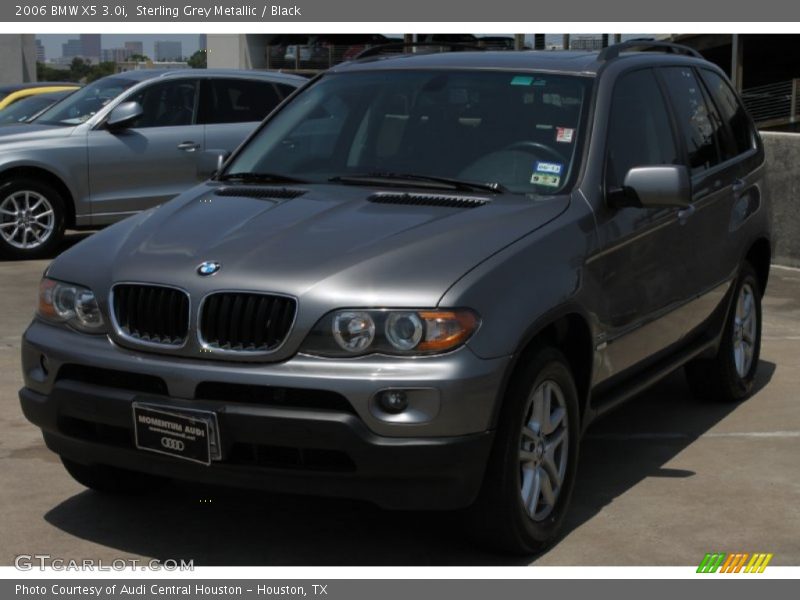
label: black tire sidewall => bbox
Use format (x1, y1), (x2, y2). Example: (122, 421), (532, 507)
(0, 178), (66, 259)
(719, 263), (762, 399)
(480, 346), (581, 553)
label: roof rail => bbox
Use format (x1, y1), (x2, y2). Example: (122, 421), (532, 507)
(598, 39), (703, 62)
(355, 42), (485, 60)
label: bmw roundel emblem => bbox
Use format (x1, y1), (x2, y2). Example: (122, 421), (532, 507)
(197, 261), (221, 276)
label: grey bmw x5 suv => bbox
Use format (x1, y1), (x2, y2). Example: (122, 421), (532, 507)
(19, 41), (771, 553)
(0, 68), (303, 259)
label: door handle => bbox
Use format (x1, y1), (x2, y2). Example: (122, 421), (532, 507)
(731, 178), (746, 195)
(677, 204), (696, 223)
(177, 141), (200, 152)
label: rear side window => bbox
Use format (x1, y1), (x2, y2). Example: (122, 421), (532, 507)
(660, 67), (729, 176)
(700, 69), (755, 157)
(605, 69), (679, 190)
(204, 79), (283, 124)
(276, 83), (297, 99)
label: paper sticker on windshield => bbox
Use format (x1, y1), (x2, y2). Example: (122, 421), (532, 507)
(531, 173), (561, 187)
(534, 161), (563, 175)
(511, 75), (534, 86)
(556, 127), (574, 143)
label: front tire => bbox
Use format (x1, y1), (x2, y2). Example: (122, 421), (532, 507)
(470, 346), (580, 554)
(685, 261), (762, 402)
(0, 178), (66, 260)
(61, 458), (167, 495)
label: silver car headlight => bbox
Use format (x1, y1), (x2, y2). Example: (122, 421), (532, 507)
(302, 308), (480, 357)
(37, 277), (106, 333)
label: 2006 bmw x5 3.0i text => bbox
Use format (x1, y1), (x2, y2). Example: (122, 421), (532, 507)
(19, 41), (771, 553)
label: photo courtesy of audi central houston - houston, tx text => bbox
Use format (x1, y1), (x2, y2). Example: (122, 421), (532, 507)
(0, 29), (798, 575)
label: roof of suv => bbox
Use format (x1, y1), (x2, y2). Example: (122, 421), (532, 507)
(110, 68), (306, 85)
(330, 49), (708, 77)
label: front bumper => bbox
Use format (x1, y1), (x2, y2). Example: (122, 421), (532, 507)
(19, 321), (508, 509)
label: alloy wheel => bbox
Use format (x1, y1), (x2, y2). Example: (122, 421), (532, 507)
(0, 190), (55, 250)
(733, 282), (757, 378)
(519, 379), (569, 521)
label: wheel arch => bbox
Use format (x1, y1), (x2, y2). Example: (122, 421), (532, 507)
(493, 308), (595, 430)
(744, 237), (771, 297)
(0, 166), (76, 228)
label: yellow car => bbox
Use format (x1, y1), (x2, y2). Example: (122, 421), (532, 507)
(0, 84), (81, 111)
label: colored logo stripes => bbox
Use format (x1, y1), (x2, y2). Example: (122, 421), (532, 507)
(697, 552), (773, 573)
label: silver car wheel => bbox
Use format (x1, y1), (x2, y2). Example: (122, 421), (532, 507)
(0, 190), (55, 250)
(733, 282), (757, 378)
(519, 379), (569, 521)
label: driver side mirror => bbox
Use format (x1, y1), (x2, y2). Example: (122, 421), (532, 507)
(608, 165), (691, 209)
(106, 101), (143, 130)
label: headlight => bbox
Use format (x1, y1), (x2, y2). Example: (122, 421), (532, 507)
(303, 308), (479, 357)
(38, 278), (106, 333)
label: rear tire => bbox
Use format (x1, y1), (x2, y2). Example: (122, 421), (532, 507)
(0, 178), (66, 260)
(685, 261), (762, 403)
(61, 458), (167, 495)
(469, 346), (580, 554)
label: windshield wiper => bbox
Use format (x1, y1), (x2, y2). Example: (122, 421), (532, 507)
(219, 171), (308, 184)
(328, 172), (508, 194)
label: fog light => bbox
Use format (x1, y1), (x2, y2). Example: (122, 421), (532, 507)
(379, 390), (409, 414)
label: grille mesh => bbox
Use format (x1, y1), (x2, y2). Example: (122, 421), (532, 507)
(199, 292), (296, 352)
(112, 284), (189, 346)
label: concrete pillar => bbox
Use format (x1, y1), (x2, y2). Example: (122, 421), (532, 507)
(0, 35), (36, 84)
(562, 34), (570, 50)
(514, 34), (525, 50)
(731, 34), (744, 92)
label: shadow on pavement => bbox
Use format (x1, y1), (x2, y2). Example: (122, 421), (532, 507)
(43, 361), (776, 566)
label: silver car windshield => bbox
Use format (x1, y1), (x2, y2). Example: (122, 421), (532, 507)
(34, 77), (137, 126)
(225, 70), (591, 194)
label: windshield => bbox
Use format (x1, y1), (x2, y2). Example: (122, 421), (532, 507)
(34, 77), (137, 126)
(0, 95), (59, 124)
(225, 70), (591, 194)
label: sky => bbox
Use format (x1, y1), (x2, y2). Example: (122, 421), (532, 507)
(37, 34), (203, 60)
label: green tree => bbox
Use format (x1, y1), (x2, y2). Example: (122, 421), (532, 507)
(128, 54), (150, 62)
(37, 62), (77, 82)
(187, 50), (207, 69)
(69, 57), (92, 80)
(86, 62), (117, 83)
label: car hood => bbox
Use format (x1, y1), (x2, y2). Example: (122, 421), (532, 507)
(0, 123), (74, 144)
(52, 182), (569, 307)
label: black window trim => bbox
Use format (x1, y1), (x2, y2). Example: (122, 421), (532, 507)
(602, 65), (684, 202)
(696, 66), (759, 158)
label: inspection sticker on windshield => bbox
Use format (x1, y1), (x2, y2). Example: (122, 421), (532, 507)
(531, 173), (561, 187)
(531, 161), (563, 187)
(534, 161), (563, 175)
(556, 127), (575, 143)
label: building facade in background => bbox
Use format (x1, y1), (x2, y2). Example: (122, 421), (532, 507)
(34, 39), (45, 62)
(125, 41), (144, 56)
(154, 40), (182, 61)
(80, 34), (100, 62)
